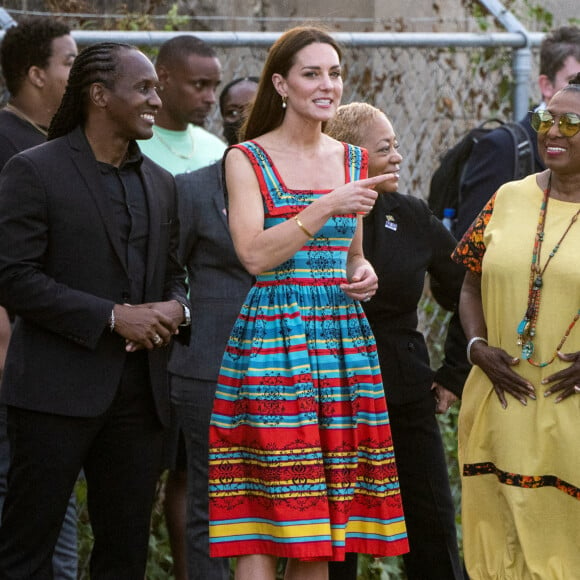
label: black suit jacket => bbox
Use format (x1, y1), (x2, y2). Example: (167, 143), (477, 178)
(0, 127), (189, 424)
(169, 161), (253, 381)
(0, 109), (46, 171)
(362, 192), (469, 404)
(455, 111), (544, 239)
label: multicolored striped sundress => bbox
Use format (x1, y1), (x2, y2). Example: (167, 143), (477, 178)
(208, 141), (408, 561)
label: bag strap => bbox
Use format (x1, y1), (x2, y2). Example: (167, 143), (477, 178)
(499, 123), (534, 180)
(478, 118), (505, 129)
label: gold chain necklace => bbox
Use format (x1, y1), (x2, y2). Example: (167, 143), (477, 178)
(4, 103), (48, 137)
(155, 127), (195, 160)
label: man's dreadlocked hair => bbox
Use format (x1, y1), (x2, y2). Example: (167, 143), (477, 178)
(48, 42), (135, 140)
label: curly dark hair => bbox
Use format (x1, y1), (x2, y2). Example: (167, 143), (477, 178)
(0, 17), (71, 96)
(48, 42), (135, 140)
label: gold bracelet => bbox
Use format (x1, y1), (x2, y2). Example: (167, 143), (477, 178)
(293, 215), (314, 238)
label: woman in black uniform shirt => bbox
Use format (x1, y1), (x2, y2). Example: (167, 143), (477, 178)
(325, 103), (468, 580)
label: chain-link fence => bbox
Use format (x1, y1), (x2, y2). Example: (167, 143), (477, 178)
(138, 36), (540, 201)
(0, 16), (542, 199)
(130, 35), (544, 198)
(173, 39), (537, 202)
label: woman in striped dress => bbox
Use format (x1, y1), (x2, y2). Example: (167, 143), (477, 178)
(208, 26), (408, 580)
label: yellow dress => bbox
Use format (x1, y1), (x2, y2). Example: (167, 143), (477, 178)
(454, 175), (580, 580)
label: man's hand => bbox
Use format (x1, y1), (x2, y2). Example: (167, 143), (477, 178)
(113, 301), (182, 352)
(137, 300), (184, 332)
(431, 383), (458, 414)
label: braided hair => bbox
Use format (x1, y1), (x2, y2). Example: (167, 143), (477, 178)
(48, 42), (135, 140)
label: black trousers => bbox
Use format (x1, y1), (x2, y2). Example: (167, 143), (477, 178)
(0, 352), (164, 580)
(329, 394), (463, 580)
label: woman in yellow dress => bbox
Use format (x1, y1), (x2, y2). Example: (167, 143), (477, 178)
(453, 73), (580, 579)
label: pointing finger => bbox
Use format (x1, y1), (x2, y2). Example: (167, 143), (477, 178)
(358, 173), (399, 187)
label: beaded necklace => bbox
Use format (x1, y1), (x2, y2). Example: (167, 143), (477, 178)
(517, 172), (580, 367)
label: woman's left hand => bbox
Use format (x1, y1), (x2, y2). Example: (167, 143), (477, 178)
(543, 351), (580, 403)
(340, 263), (378, 302)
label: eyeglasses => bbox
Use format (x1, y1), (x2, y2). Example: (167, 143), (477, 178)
(530, 110), (580, 138)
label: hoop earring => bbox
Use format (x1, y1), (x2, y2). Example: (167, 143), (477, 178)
(282, 96), (287, 109)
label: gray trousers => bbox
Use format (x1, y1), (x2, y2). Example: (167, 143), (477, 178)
(171, 376), (229, 580)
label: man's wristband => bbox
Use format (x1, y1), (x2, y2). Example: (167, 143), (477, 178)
(109, 308), (115, 332)
(466, 336), (487, 365)
(178, 301), (191, 327)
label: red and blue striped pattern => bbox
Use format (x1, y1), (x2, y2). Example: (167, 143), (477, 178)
(209, 141), (408, 561)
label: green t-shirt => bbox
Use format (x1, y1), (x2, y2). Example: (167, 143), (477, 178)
(138, 125), (226, 176)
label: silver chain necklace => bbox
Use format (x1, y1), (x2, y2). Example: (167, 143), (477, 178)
(155, 127), (195, 160)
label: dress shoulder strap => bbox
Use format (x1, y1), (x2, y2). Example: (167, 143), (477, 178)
(231, 141), (285, 196)
(230, 141), (299, 215)
(343, 143), (368, 183)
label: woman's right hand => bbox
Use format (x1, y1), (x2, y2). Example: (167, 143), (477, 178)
(327, 174), (397, 215)
(470, 341), (536, 408)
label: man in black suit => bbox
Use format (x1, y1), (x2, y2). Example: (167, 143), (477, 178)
(455, 26), (580, 238)
(0, 43), (190, 579)
(168, 76), (257, 580)
(0, 18), (79, 579)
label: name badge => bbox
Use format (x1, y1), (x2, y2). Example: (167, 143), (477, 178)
(384, 214), (398, 231)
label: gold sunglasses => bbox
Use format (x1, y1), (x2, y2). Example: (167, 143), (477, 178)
(530, 110), (580, 138)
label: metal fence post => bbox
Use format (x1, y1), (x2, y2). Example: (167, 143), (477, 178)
(0, 8), (16, 30)
(478, 0), (532, 121)
(512, 44), (533, 120)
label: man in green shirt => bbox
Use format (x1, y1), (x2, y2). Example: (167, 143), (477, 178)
(138, 35), (226, 580)
(139, 35), (226, 176)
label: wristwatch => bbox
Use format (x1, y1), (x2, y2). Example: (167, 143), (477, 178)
(178, 302), (191, 327)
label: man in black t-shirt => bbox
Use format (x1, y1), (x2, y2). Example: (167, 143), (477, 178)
(0, 17), (78, 580)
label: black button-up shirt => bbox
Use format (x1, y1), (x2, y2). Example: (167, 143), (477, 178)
(98, 142), (149, 303)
